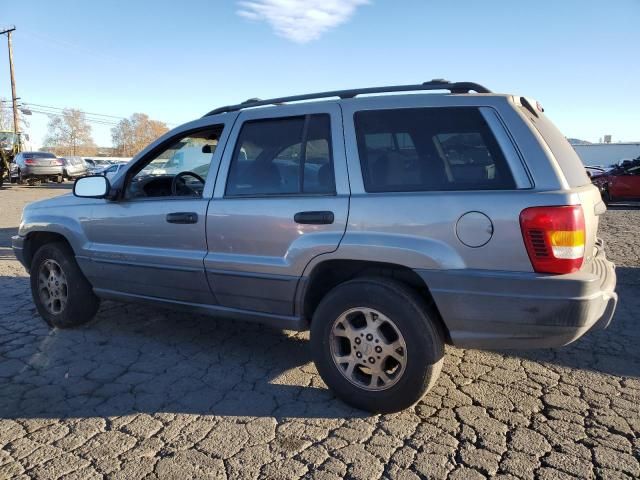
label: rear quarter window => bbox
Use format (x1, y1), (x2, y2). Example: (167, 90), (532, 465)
(354, 107), (516, 192)
(519, 105), (590, 188)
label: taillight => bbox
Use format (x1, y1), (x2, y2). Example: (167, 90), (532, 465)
(520, 206), (585, 274)
(54, 159), (64, 165)
(24, 159), (36, 165)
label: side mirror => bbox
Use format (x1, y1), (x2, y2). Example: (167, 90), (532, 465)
(73, 175), (110, 198)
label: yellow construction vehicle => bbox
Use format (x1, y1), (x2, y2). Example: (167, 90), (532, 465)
(0, 130), (22, 187)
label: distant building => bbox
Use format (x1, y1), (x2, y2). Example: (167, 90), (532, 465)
(572, 143), (640, 167)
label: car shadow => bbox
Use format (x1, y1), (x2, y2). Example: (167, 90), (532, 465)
(495, 266), (639, 378)
(606, 202), (640, 210)
(0, 182), (74, 191)
(0, 264), (636, 420)
(0, 273), (366, 420)
(0, 228), (19, 262)
(0, 226), (18, 243)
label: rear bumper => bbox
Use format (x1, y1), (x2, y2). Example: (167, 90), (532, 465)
(22, 166), (64, 177)
(417, 240), (617, 349)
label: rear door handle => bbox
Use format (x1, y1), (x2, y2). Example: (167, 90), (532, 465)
(294, 211), (334, 225)
(166, 212), (198, 224)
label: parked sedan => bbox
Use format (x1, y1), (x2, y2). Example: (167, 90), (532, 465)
(61, 156), (88, 179)
(86, 159), (115, 175)
(14, 151), (64, 184)
(9, 162), (18, 183)
(98, 163), (126, 180)
(590, 158), (640, 203)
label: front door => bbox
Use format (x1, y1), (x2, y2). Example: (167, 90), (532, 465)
(205, 104), (349, 315)
(83, 120), (231, 304)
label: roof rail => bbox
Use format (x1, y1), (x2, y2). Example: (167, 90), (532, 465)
(203, 80), (491, 117)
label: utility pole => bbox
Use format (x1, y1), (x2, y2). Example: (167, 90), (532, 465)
(0, 26), (18, 135)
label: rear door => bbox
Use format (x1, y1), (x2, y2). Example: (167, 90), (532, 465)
(206, 103), (349, 315)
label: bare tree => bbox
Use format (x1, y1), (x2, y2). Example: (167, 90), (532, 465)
(0, 105), (12, 131)
(43, 109), (96, 156)
(111, 113), (169, 156)
(0, 97), (30, 133)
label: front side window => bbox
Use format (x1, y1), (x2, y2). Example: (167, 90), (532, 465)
(226, 114), (334, 196)
(125, 126), (223, 199)
(355, 107), (515, 192)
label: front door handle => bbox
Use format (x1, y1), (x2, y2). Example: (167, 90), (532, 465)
(294, 211), (334, 225)
(166, 212), (198, 224)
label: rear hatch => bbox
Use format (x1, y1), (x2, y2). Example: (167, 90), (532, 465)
(516, 97), (604, 265)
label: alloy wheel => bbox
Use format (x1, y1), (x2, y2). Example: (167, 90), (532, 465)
(38, 259), (68, 315)
(330, 307), (407, 391)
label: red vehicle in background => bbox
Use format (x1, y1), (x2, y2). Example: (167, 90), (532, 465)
(589, 158), (640, 203)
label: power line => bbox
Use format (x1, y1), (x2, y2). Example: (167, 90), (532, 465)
(22, 102), (126, 120)
(1, 100), (123, 124)
(27, 108), (121, 127)
(1, 99), (177, 127)
(27, 105), (120, 122)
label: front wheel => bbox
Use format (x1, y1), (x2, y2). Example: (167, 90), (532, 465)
(311, 277), (444, 413)
(30, 242), (100, 328)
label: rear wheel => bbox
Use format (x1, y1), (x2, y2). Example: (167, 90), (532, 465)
(30, 242), (100, 328)
(311, 277), (444, 413)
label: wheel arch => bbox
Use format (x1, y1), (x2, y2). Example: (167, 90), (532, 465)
(23, 231), (75, 271)
(297, 258), (451, 344)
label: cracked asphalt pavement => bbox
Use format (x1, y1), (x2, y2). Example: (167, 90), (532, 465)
(0, 183), (638, 479)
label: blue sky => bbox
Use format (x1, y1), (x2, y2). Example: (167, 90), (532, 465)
(2, 0), (639, 148)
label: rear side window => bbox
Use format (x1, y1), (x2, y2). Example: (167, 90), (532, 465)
(519, 104), (590, 187)
(226, 114), (335, 196)
(355, 107), (515, 192)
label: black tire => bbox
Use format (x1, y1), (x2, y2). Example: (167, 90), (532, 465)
(311, 277), (444, 413)
(17, 169), (24, 185)
(56, 174), (63, 183)
(30, 241), (100, 328)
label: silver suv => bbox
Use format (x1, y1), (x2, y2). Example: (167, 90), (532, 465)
(12, 81), (618, 413)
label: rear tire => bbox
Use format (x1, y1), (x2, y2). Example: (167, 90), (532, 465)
(311, 277), (444, 413)
(30, 242), (100, 328)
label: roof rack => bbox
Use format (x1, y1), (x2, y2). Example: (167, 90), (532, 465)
(204, 79), (491, 117)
